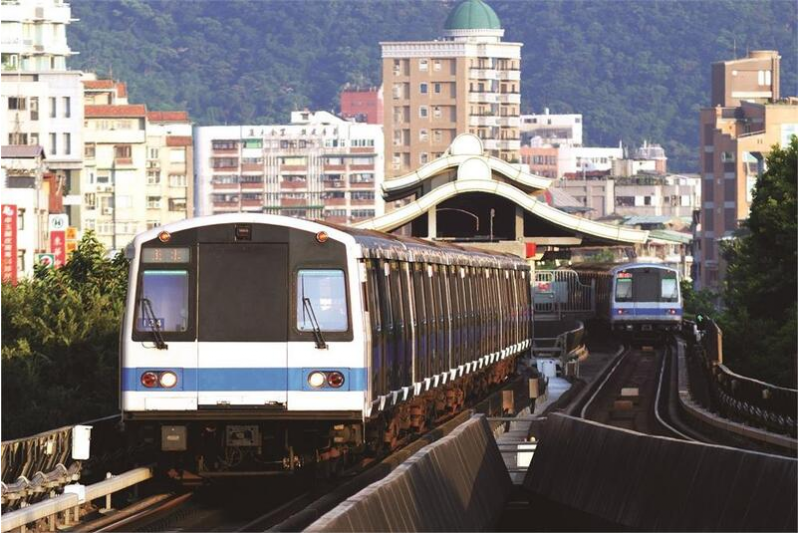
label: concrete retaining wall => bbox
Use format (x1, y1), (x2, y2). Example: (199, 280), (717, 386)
(307, 415), (512, 532)
(524, 414), (798, 531)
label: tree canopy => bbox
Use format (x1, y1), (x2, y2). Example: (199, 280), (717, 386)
(66, 0), (798, 172)
(1, 234), (129, 439)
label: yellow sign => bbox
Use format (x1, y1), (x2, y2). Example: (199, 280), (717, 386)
(66, 227), (78, 241)
(66, 241), (78, 254)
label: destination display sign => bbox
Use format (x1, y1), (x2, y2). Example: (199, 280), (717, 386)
(142, 247), (191, 264)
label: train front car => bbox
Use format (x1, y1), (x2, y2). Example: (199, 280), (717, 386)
(120, 214), (366, 476)
(608, 263), (683, 336)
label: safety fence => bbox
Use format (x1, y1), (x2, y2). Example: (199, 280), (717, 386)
(532, 270), (594, 319)
(688, 320), (797, 438)
(532, 319), (587, 366)
(1, 415), (122, 510)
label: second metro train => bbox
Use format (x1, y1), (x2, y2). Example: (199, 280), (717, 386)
(120, 214), (532, 476)
(569, 262), (683, 335)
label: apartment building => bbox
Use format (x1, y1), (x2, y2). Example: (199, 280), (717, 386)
(1, 0), (83, 221)
(520, 109), (583, 147)
(194, 110), (384, 223)
(381, 0), (522, 179)
(340, 86), (383, 124)
(81, 77), (193, 251)
(697, 50), (798, 288)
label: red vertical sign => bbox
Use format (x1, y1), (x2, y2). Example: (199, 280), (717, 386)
(50, 230), (66, 267)
(1, 204), (18, 284)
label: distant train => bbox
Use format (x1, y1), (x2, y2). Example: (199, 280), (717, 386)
(120, 214), (532, 476)
(568, 262), (683, 335)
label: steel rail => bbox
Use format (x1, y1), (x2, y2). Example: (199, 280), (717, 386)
(654, 343), (697, 441)
(580, 345), (632, 419)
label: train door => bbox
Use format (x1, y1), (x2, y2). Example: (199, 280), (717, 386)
(196, 243), (289, 407)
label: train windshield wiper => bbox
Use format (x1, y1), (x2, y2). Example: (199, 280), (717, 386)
(302, 297), (328, 350)
(140, 297), (168, 350)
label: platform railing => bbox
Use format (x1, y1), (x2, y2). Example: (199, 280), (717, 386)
(688, 320), (797, 438)
(532, 270), (595, 319)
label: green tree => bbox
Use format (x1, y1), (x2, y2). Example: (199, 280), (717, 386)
(680, 279), (718, 320)
(719, 136), (797, 387)
(1, 233), (129, 439)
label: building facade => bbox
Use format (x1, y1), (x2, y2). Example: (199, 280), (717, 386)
(1, 0), (83, 225)
(697, 50), (798, 288)
(381, 0), (522, 179)
(340, 86), (383, 125)
(194, 110), (384, 223)
(81, 77), (193, 251)
(520, 109), (583, 147)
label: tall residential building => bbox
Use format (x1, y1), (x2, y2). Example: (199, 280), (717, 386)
(520, 110), (583, 147)
(381, 0), (521, 179)
(697, 50), (798, 288)
(81, 77), (193, 251)
(194, 110), (384, 223)
(340, 86), (383, 124)
(1, 0), (83, 224)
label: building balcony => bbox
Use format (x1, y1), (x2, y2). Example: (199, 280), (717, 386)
(483, 139), (521, 151)
(469, 116), (521, 127)
(113, 157), (134, 167)
(240, 181), (264, 190)
(212, 147), (239, 154)
(213, 201), (239, 210)
(280, 165), (307, 172)
(351, 199), (374, 206)
(324, 164), (346, 172)
(467, 92), (521, 104)
(241, 199), (263, 208)
(349, 147), (374, 154)
(349, 164), (374, 171)
(323, 180), (347, 189)
(241, 163), (262, 172)
(211, 165), (237, 172)
(212, 182), (239, 191)
(349, 181), (374, 189)
(324, 197), (346, 206)
(281, 197), (308, 207)
(281, 180), (307, 189)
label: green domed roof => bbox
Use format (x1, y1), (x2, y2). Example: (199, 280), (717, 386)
(444, 0), (502, 31)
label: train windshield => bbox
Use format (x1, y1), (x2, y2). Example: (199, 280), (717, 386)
(297, 269), (348, 332)
(660, 273), (679, 302)
(615, 269), (679, 303)
(136, 270), (190, 332)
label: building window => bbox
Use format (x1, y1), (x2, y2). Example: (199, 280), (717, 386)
(49, 97), (56, 118)
(420, 152), (429, 164)
(433, 60), (442, 71)
(96, 173), (109, 184)
(8, 97), (26, 110)
(419, 58), (428, 72)
(30, 97), (39, 121)
(351, 191), (375, 201)
(63, 97), (71, 118)
(351, 209), (375, 219)
(147, 196), (162, 209)
(147, 220), (160, 230)
(419, 106), (428, 118)
(419, 129), (428, 141)
(17, 208), (25, 230)
(148, 147), (159, 159)
(434, 83), (442, 94)
(169, 148), (186, 163)
(8, 133), (27, 145)
(17, 250), (24, 274)
(63, 133), (71, 155)
(49, 133), (56, 155)
(147, 171), (160, 185)
(433, 106), (442, 119)
(420, 83), (428, 94)
(243, 139), (262, 149)
(434, 130), (443, 143)
(85, 143), (96, 159)
(169, 174), (187, 188)
(115, 145), (132, 159)
(169, 198), (187, 212)
(720, 152), (735, 163)
(392, 153), (402, 170)
(212, 140), (238, 150)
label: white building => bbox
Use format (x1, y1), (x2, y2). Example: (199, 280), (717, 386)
(195, 111), (384, 223)
(520, 109), (582, 147)
(1, 0), (83, 227)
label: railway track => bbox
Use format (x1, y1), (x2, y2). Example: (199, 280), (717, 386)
(579, 336), (707, 441)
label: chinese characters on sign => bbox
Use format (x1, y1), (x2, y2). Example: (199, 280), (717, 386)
(50, 230), (66, 267)
(1, 204), (17, 284)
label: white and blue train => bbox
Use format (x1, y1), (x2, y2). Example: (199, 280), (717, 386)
(569, 262), (683, 335)
(120, 214), (532, 475)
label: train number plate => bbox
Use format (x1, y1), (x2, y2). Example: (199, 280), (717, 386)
(641, 325), (653, 331)
(226, 425), (260, 447)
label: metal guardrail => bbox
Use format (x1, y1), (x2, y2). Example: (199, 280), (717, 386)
(532, 270), (595, 318)
(0, 467), (153, 533)
(688, 319), (797, 437)
(533, 320), (587, 366)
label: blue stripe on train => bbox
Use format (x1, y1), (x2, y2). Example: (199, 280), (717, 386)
(611, 308), (682, 315)
(121, 367), (367, 392)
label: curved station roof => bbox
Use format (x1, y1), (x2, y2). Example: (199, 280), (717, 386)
(357, 135), (648, 252)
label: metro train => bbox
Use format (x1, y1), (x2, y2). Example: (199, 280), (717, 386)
(568, 262), (683, 335)
(120, 214), (532, 476)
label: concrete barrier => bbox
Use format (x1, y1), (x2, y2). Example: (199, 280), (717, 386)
(524, 414), (798, 532)
(307, 415), (512, 532)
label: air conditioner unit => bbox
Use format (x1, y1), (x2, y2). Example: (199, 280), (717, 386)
(102, 207), (114, 215)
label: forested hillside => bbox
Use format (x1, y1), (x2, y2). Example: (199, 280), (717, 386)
(67, 0), (798, 172)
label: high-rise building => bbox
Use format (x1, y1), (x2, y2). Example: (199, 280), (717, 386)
(194, 110), (384, 223)
(340, 86), (383, 125)
(1, 0), (83, 224)
(697, 50), (798, 288)
(381, 0), (522, 179)
(81, 76), (194, 251)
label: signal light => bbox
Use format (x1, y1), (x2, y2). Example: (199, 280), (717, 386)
(316, 231), (329, 243)
(141, 371), (159, 388)
(158, 231), (171, 243)
(327, 371), (345, 388)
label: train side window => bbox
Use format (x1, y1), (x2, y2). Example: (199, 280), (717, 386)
(423, 263), (436, 376)
(297, 269), (348, 332)
(366, 260), (384, 398)
(136, 270), (190, 332)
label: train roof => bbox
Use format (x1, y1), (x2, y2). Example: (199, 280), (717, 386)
(566, 261), (680, 274)
(129, 214), (529, 270)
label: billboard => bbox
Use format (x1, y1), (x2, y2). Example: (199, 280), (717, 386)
(1, 204), (17, 284)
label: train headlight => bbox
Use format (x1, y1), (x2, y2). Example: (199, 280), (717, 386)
(308, 371), (326, 388)
(159, 371), (178, 388)
(158, 230), (171, 243)
(327, 371), (345, 388)
(141, 371), (159, 388)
